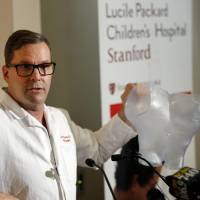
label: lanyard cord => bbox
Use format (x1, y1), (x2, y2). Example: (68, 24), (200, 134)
(48, 132), (67, 200)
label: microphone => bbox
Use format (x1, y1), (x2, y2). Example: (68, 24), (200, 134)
(85, 158), (96, 167)
(165, 166), (200, 200)
(85, 158), (117, 200)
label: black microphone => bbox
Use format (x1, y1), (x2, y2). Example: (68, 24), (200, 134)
(85, 158), (117, 200)
(85, 158), (96, 167)
(165, 166), (200, 200)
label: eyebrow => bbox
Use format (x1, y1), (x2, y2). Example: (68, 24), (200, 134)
(13, 60), (51, 64)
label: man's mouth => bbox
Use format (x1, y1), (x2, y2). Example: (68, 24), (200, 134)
(28, 87), (44, 92)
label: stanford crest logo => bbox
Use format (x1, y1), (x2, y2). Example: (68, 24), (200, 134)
(109, 83), (116, 95)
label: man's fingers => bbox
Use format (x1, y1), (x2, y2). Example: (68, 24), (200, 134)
(121, 83), (137, 102)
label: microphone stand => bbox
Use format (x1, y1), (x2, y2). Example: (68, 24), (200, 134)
(85, 159), (117, 200)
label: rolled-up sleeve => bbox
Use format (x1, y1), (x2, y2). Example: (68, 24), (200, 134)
(61, 109), (137, 167)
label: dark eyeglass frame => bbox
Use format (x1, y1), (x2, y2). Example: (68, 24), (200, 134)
(7, 62), (56, 77)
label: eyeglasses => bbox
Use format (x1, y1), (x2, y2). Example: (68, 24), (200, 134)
(8, 62), (56, 77)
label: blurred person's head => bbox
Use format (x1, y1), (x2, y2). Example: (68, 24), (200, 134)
(114, 137), (165, 200)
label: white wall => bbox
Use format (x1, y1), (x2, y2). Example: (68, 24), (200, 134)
(12, 0), (41, 32)
(0, 0), (13, 86)
(0, 0), (41, 87)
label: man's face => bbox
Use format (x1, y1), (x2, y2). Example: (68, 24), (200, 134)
(3, 42), (52, 111)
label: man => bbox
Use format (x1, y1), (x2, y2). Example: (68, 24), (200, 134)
(114, 137), (165, 200)
(0, 30), (137, 200)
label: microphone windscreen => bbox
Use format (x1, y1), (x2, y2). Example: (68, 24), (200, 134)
(85, 158), (95, 167)
(166, 167), (200, 200)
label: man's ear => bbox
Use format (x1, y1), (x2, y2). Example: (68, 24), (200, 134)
(2, 65), (9, 81)
(147, 176), (157, 189)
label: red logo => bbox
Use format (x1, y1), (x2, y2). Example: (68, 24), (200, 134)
(109, 83), (116, 95)
(110, 103), (122, 117)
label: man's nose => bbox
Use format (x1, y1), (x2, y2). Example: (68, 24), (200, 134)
(30, 67), (42, 80)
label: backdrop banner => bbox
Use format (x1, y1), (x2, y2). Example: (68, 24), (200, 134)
(97, 0), (193, 199)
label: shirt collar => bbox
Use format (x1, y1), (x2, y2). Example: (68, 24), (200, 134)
(0, 87), (45, 121)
